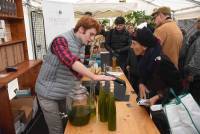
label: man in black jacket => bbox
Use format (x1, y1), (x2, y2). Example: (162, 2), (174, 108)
(105, 16), (131, 72)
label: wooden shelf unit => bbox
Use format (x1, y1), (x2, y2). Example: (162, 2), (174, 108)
(0, 16), (24, 20)
(0, 40), (28, 72)
(0, 85), (15, 134)
(0, 60), (42, 86)
(0, 0), (43, 134)
(0, 39), (26, 47)
(0, 60), (42, 134)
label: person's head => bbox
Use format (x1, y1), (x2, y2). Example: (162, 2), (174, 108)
(92, 45), (99, 54)
(84, 11), (93, 17)
(127, 25), (135, 34)
(196, 18), (200, 30)
(131, 27), (159, 56)
(100, 24), (105, 30)
(152, 7), (171, 27)
(74, 16), (100, 45)
(106, 26), (111, 31)
(114, 16), (126, 31)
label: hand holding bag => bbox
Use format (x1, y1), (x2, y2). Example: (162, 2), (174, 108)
(164, 88), (200, 134)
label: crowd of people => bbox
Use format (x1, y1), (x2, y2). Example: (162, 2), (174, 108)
(35, 6), (200, 134)
(88, 7), (200, 134)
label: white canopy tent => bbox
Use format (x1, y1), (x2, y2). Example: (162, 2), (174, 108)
(29, 0), (200, 20)
(73, 3), (137, 18)
(23, 0), (199, 60)
(143, 0), (200, 20)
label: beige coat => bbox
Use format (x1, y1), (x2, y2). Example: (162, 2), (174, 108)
(154, 19), (183, 68)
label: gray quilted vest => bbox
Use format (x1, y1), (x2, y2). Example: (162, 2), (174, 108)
(35, 29), (85, 100)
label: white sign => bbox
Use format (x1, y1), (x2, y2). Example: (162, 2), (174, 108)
(8, 78), (19, 100)
(0, 20), (5, 39)
(42, 0), (75, 47)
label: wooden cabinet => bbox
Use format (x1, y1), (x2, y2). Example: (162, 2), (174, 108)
(0, 60), (42, 134)
(0, 0), (28, 72)
(0, 0), (42, 134)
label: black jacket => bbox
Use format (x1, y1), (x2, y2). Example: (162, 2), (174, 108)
(127, 48), (140, 76)
(139, 44), (182, 103)
(105, 28), (131, 53)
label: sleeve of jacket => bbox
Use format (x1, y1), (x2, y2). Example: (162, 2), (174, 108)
(105, 30), (112, 52)
(184, 38), (200, 76)
(154, 28), (167, 46)
(126, 50), (131, 66)
(179, 38), (189, 59)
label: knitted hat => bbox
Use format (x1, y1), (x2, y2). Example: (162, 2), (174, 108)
(134, 27), (159, 48)
(152, 6), (171, 16)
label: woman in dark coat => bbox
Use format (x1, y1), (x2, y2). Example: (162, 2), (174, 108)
(131, 27), (182, 134)
(131, 27), (182, 105)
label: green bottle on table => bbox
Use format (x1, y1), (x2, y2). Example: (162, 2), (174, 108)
(98, 84), (109, 122)
(108, 93), (116, 131)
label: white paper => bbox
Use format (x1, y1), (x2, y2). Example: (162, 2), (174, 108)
(137, 22), (147, 29)
(8, 78), (19, 100)
(43, 0), (75, 46)
(106, 71), (123, 77)
(100, 51), (109, 54)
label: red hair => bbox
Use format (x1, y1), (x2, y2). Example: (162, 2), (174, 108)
(74, 16), (100, 33)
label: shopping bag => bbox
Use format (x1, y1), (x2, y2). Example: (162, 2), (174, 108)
(164, 88), (200, 134)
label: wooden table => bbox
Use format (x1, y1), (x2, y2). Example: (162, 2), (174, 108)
(65, 72), (160, 134)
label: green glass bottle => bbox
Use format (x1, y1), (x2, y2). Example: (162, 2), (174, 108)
(89, 80), (96, 116)
(98, 84), (109, 122)
(108, 93), (116, 131)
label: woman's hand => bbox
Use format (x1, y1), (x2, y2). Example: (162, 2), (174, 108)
(139, 83), (149, 99)
(93, 75), (116, 81)
(150, 95), (160, 105)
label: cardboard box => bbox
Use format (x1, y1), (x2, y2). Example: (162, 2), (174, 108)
(11, 96), (34, 124)
(12, 109), (25, 123)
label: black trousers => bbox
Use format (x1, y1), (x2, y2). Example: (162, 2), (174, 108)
(150, 109), (171, 134)
(147, 91), (171, 134)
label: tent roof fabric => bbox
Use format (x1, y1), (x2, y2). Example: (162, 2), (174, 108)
(30, 0), (200, 19)
(73, 3), (137, 18)
(145, 0), (200, 11)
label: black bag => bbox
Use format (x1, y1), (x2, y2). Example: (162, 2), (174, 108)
(150, 109), (171, 134)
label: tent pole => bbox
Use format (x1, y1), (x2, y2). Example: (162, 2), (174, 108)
(139, 0), (159, 7)
(172, 11), (176, 21)
(185, 0), (200, 6)
(174, 6), (200, 12)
